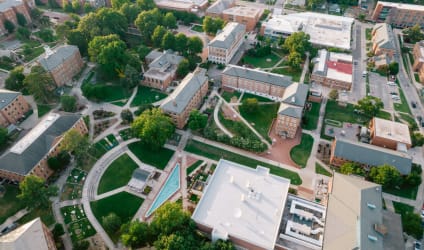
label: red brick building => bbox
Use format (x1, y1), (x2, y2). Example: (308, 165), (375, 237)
(0, 0), (33, 35)
(0, 89), (31, 127)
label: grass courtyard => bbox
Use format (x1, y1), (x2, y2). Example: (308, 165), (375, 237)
(88, 134), (119, 159)
(0, 184), (25, 224)
(97, 153), (139, 195)
(290, 133), (314, 168)
(271, 67), (302, 82)
(128, 141), (175, 170)
(187, 160), (204, 176)
(90, 192), (144, 242)
(240, 92), (273, 103)
(130, 86), (168, 107)
(302, 102), (321, 130)
(184, 139), (302, 185)
(239, 103), (280, 141)
(60, 205), (96, 243)
(393, 86), (412, 115)
(37, 104), (53, 118)
(241, 53), (281, 68)
(315, 163), (332, 177)
(221, 91), (241, 103)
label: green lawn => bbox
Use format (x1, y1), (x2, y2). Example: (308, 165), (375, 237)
(394, 86), (412, 115)
(17, 206), (55, 227)
(186, 160), (203, 176)
(290, 133), (314, 168)
(271, 67), (302, 82)
(97, 154), (138, 195)
(415, 73), (421, 83)
(37, 104), (52, 117)
(221, 91), (241, 102)
(90, 192), (144, 242)
(130, 86), (168, 107)
(384, 185), (418, 200)
(184, 139), (302, 185)
(0, 184), (25, 224)
(242, 53), (281, 68)
(89, 134), (119, 159)
(239, 103), (279, 141)
(128, 141), (175, 170)
(241, 92), (274, 102)
(302, 102), (321, 130)
(82, 82), (132, 103)
(375, 110), (392, 120)
(315, 163), (332, 177)
(365, 28), (372, 40)
(191, 25), (203, 32)
(393, 201), (414, 217)
(399, 113), (418, 131)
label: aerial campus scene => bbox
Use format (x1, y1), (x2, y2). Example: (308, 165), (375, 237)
(0, 0), (424, 249)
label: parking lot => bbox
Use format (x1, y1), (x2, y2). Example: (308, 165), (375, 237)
(368, 72), (394, 111)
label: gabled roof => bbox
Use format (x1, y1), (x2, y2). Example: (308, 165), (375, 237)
(278, 103), (303, 118)
(0, 89), (20, 110)
(206, 0), (234, 14)
(0, 218), (52, 250)
(0, 0), (25, 12)
(0, 113), (82, 176)
(281, 82), (309, 107)
(161, 68), (208, 114)
(222, 65), (293, 88)
(38, 45), (80, 72)
(372, 23), (396, 50)
(332, 137), (412, 175)
(208, 22), (245, 49)
(148, 50), (183, 69)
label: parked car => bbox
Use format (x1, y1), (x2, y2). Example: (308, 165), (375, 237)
(411, 101), (417, 108)
(392, 95), (400, 100)
(421, 121), (424, 127)
(417, 116), (422, 122)
(387, 81), (396, 86)
(415, 241), (421, 250)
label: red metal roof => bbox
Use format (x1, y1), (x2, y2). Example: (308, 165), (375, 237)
(326, 60), (353, 75)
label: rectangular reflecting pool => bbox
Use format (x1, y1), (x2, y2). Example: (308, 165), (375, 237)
(145, 163), (180, 217)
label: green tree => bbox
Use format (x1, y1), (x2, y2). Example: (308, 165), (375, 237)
(63, 1), (74, 12)
(136, 0), (155, 10)
(137, 44), (151, 60)
(78, 8), (127, 40)
(66, 29), (88, 56)
(102, 213), (122, 234)
(287, 51), (302, 71)
(17, 175), (58, 209)
(83, 2), (93, 13)
(328, 89), (339, 100)
(88, 34), (128, 78)
(358, 13), (365, 22)
(47, 151), (71, 171)
(368, 164), (402, 188)
(283, 32), (311, 54)
(16, 26), (30, 40)
(402, 212), (423, 239)
(73, 240), (89, 250)
(403, 24), (424, 43)
(121, 109), (134, 124)
(176, 59), (190, 78)
(405, 172), (421, 186)
(175, 33), (188, 53)
(162, 31), (176, 50)
(150, 202), (194, 236)
(187, 36), (203, 56)
(123, 64), (139, 89)
(52, 223), (65, 239)
(16, 12), (27, 26)
(152, 26), (167, 48)
(24, 66), (55, 104)
(0, 127), (8, 147)
(111, 0), (129, 9)
(131, 108), (175, 150)
(5, 66), (25, 91)
(120, 3), (140, 24)
(71, 0), (81, 13)
(388, 62), (399, 75)
(340, 162), (357, 175)
(240, 98), (259, 113)
(135, 8), (161, 44)
(163, 12), (177, 29)
(60, 129), (90, 163)
(60, 95), (77, 112)
(203, 16), (224, 35)
(121, 220), (153, 248)
(188, 109), (208, 130)
(356, 96), (384, 117)
(3, 20), (15, 33)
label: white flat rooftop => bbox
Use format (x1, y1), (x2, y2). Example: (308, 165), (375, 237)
(373, 117), (411, 145)
(192, 159), (290, 249)
(377, 1), (424, 11)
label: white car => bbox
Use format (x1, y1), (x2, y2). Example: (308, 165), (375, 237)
(392, 95), (400, 100)
(387, 81), (396, 86)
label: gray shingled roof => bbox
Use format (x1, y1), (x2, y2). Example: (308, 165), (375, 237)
(0, 113), (81, 176)
(161, 68), (208, 114)
(206, 0), (234, 14)
(38, 45), (79, 72)
(223, 65), (293, 88)
(0, 0), (23, 11)
(281, 82), (309, 107)
(148, 50), (183, 69)
(0, 89), (20, 110)
(132, 168), (150, 182)
(333, 138), (412, 175)
(208, 22), (245, 49)
(145, 50), (163, 62)
(372, 23), (396, 50)
(278, 103), (303, 118)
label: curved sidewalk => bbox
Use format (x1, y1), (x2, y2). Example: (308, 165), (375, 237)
(82, 138), (138, 250)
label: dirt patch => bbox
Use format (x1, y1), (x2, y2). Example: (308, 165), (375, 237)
(221, 105), (239, 121)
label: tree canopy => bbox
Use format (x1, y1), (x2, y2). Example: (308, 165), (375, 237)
(403, 24), (424, 43)
(188, 109), (208, 130)
(5, 66), (25, 91)
(356, 96), (384, 117)
(131, 108), (175, 150)
(368, 164), (402, 188)
(17, 175), (58, 209)
(60, 129), (90, 163)
(240, 98), (259, 113)
(203, 16), (224, 35)
(24, 66), (55, 104)
(0, 127), (8, 148)
(60, 95), (77, 112)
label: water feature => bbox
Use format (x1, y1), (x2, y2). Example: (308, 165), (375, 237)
(145, 163), (181, 217)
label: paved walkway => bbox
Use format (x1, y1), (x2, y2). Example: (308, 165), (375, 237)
(0, 209), (28, 232)
(299, 53), (310, 83)
(213, 98), (233, 137)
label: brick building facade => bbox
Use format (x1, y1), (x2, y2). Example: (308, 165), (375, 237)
(0, 89), (31, 127)
(208, 22), (245, 65)
(222, 6), (263, 32)
(412, 41), (424, 83)
(143, 50), (183, 91)
(371, 1), (424, 29)
(0, 0), (33, 35)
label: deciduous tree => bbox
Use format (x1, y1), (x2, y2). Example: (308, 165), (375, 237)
(3, 20), (15, 33)
(60, 129), (90, 163)
(17, 175), (58, 209)
(162, 31), (176, 50)
(175, 33), (188, 53)
(368, 164), (402, 188)
(102, 213), (122, 234)
(328, 89), (339, 100)
(5, 66), (25, 91)
(24, 66), (55, 104)
(0, 127), (8, 147)
(176, 58), (190, 78)
(134, 8), (161, 44)
(163, 12), (177, 29)
(60, 95), (77, 112)
(16, 12), (27, 26)
(188, 109), (208, 130)
(356, 96), (384, 117)
(131, 108), (175, 150)
(240, 98), (259, 113)
(152, 26), (167, 48)
(121, 220), (153, 248)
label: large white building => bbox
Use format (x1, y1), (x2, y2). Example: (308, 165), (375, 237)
(260, 12), (354, 50)
(207, 22), (245, 65)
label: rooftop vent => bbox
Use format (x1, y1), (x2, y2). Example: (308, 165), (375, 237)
(367, 203), (376, 209)
(368, 235), (378, 241)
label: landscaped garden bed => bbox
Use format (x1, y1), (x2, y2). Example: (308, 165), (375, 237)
(61, 205), (96, 242)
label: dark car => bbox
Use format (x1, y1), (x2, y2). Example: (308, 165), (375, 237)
(421, 121), (424, 128)
(418, 116), (422, 122)
(411, 101), (417, 108)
